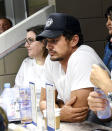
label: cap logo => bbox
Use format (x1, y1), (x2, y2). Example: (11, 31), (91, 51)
(45, 18), (53, 28)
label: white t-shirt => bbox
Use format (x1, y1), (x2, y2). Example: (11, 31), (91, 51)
(15, 57), (45, 94)
(44, 45), (109, 103)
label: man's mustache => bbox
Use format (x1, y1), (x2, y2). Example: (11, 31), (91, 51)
(48, 49), (56, 53)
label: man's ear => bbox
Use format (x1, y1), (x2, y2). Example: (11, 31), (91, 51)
(71, 35), (79, 47)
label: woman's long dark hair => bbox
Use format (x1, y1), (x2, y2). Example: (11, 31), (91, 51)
(27, 25), (48, 58)
(105, 6), (112, 43)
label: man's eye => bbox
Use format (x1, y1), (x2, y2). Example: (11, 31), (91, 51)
(46, 38), (59, 44)
(53, 39), (59, 43)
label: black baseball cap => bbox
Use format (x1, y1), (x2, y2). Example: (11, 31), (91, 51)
(36, 13), (81, 40)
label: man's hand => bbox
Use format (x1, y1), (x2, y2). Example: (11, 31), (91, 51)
(60, 96), (88, 122)
(88, 91), (107, 112)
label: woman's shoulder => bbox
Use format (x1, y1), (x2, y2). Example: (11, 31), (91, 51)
(22, 57), (34, 65)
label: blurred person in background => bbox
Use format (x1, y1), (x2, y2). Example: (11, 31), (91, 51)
(0, 17), (12, 34)
(103, 6), (112, 71)
(88, 6), (112, 127)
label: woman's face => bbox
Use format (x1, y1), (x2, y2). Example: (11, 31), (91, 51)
(106, 15), (112, 35)
(25, 31), (44, 58)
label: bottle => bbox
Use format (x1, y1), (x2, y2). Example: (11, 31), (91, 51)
(1, 83), (11, 111)
(3, 83), (11, 95)
(1, 83), (13, 120)
(11, 88), (21, 121)
(94, 87), (111, 119)
(0, 83), (21, 121)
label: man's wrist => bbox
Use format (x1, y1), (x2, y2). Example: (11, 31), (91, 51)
(101, 79), (112, 94)
(56, 99), (64, 108)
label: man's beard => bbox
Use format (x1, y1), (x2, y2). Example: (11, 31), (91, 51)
(49, 49), (64, 61)
(50, 56), (64, 61)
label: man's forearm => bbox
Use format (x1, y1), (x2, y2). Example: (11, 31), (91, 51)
(40, 100), (46, 112)
(40, 100), (61, 112)
(60, 104), (88, 122)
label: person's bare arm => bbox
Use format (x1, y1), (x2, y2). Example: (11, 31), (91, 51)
(40, 87), (93, 122)
(40, 88), (46, 112)
(90, 64), (112, 95)
(71, 88), (94, 108)
(60, 96), (89, 122)
(39, 87), (59, 112)
(60, 88), (93, 122)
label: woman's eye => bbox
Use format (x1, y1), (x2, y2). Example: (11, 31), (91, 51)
(110, 16), (112, 21)
(28, 38), (34, 42)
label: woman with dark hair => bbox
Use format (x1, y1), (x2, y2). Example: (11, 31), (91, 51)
(88, 6), (112, 127)
(103, 6), (112, 71)
(14, 25), (48, 107)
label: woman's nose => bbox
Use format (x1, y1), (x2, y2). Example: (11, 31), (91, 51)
(25, 42), (29, 48)
(106, 18), (111, 26)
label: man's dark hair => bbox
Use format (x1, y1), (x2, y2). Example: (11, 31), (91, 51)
(27, 25), (48, 58)
(105, 6), (112, 18)
(63, 30), (84, 47)
(0, 17), (13, 27)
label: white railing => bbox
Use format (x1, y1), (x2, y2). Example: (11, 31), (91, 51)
(0, 5), (55, 59)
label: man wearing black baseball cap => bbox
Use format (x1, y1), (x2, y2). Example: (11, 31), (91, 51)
(36, 13), (81, 40)
(38, 13), (107, 122)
